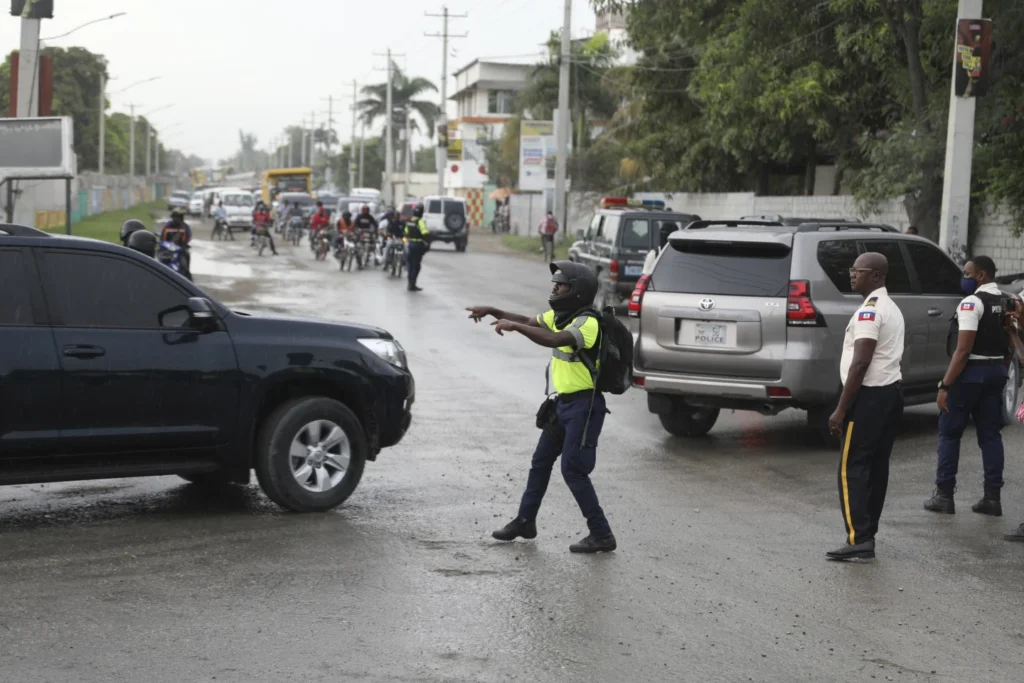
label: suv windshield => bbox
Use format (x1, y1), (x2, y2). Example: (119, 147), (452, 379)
(223, 194), (253, 207)
(654, 239), (792, 297)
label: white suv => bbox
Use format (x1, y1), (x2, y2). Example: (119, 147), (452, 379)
(421, 195), (469, 252)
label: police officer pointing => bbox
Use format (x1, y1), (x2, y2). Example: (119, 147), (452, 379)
(924, 256), (1009, 517)
(827, 252), (905, 561)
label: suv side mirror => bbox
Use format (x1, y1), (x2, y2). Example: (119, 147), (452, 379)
(188, 297), (216, 321)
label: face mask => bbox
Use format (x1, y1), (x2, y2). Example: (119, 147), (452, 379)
(960, 277), (978, 295)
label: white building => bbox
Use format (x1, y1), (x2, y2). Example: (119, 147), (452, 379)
(596, 10), (638, 66)
(445, 60), (533, 190)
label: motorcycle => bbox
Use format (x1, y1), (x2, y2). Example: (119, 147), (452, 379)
(210, 217), (232, 241)
(383, 236), (405, 278)
(312, 228), (332, 261)
(337, 233), (360, 272)
(157, 239), (190, 280)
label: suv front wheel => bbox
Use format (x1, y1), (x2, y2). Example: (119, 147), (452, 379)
(658, 405), (720, 437)
(255, 396), (367, 512)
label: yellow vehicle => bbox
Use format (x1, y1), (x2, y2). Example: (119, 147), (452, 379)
(261, 167), (313, 206)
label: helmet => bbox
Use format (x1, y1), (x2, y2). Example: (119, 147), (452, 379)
(120, 219), (146, 245)
(548, 260), (598, 326)
(169, 208), (185, 222)
(342, 211), (352, 220)
(126, 229), (158, 258)
(412, 203), (424, 219)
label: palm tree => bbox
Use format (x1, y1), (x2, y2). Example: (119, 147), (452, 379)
(357, 63), (441, 170)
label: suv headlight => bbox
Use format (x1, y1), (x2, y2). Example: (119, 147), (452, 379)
(358, 338), (407, 369)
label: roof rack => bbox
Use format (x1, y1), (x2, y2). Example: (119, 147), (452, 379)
(0, 224), (51, 237)
(794, 222), (898, 233)
(684, 219), (784, 230)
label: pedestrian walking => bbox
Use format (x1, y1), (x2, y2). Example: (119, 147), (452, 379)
(826, 252), (905, 561)
(538, 211), (558, 262)
(466, 261), (616, 553)
(924, 256), (1011, 517)
(404, 202), (430, 292)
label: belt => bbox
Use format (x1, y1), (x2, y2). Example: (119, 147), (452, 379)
(967, 358), (1005, 366)
(558, 390), (595, 403)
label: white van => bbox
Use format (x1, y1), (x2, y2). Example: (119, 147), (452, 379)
(220, 190), (255, 232)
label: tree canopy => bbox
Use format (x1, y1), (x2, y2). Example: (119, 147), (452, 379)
(591, 0), (1024, 238)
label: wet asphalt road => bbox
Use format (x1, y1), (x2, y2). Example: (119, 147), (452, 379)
(3, 226), (1024, 683)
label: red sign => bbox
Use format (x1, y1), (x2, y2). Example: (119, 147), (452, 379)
(451, 164), (459, 173)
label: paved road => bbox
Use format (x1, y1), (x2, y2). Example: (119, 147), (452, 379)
(3, 228), (1023, 683)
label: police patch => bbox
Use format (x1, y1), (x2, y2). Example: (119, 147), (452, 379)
(858, 311), (876, 322)
(960, 302), (976, 311)
(864, 297), (878, 307)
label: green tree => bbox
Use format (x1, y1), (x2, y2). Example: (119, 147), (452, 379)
(357, 63), (441, 170)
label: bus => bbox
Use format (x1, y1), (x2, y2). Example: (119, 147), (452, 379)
(261, 167), (313, 206)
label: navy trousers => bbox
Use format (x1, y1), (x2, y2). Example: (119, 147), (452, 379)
(937, 362), (1007, 490)
(518, 393), (612, 537)
(406, 241), (427, 287)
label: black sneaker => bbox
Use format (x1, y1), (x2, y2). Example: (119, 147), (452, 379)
(826, 539), (875, 561)
(569, 533), (617, 554)
(492, 517), (537, 541)
(924, 487), (955, 514)
(1004, 524), (1024, 543)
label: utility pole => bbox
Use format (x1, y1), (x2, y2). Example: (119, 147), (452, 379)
(128, 103), (137, 184)
(324, 94), (335, 187)
(938, 0), (983, 265)
(404, 111), (412, 199)
(98, 72), (106, 174)
(374, 49), (405, 203)
(426, 6), (468, 196)
(144, 120), (151, 177)
(359, 122), (366, 187)
(349, 80), (358, 192)
(554, 0), (572, 238)
(154, 130), (160, 176)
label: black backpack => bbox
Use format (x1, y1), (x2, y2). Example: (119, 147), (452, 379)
(578, 306), (634, 395)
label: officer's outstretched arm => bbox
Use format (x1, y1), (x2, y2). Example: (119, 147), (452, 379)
(466, 306), (540, 327)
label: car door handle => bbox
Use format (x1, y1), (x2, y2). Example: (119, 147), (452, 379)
(927, 308), (944, 317)
(62, 345), (106, 359)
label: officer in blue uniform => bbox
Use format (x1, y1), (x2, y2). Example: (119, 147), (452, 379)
(404, 203), (430, 292)
(466, 261), (616, 554)
(925, 256), (1010, 517)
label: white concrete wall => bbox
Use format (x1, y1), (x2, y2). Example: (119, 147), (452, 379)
(972, 206), (1024, 275)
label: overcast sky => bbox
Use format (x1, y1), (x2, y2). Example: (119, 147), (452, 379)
(1, 1), (598, 164)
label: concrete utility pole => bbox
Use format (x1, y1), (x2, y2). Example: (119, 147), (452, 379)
(288, 130), (294, 168)
(16, 16), (41, 117)
(324, 94), (335, 186)
(554, 0), (572, 238)
(385, 49), (394, 203)
(350, 79), (358, 192)
(359, 122), (366, 187)
(128, 103), (137, 183)
(98, 72), (106, 174)
(425, 7), (468, 196)
(938, 0), (983, 266)
(144, 119), (151, 177)
(154, 130), (160, 176)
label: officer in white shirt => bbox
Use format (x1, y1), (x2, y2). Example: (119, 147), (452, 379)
(924, 255), (1010, 517)
(826, 252), (905, 561)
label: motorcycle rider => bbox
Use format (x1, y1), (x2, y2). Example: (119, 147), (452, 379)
(353, 205), (379, 261)
(212, 200), (230, 239)
(404, 203), (431, 292)
(383, 208), (405, 267)
(119, 218), (147, 248)
(252, 201), (272, 246)
(160, 209), (193, 279)
(310, 200), (331, 244)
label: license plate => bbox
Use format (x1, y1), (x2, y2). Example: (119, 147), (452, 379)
(624, 265), (643, 277)
(694, 323), (728, 346)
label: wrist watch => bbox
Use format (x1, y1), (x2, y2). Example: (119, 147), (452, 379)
(937, 381), (949, 391)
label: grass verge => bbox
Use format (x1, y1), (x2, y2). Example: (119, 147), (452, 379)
(501, 234), (571, 261)
(48, 200), (168, 243)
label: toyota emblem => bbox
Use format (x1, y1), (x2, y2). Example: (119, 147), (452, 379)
(699, 298), (716, 311)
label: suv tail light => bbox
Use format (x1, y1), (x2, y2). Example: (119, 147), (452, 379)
(787, 280), (824, 326)
(609, 259), (619, 282)
(628, 274), (650, 318)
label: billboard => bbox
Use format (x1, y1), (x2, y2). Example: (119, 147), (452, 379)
(10, 0), (53, 18)
(955, 19), (992, 98)
(0, 116), (74, 179)
(519, 120), (556, 192)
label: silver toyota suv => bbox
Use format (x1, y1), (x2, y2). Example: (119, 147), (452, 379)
(630, 218), (1021, 441)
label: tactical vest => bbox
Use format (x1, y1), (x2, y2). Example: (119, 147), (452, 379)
(947, 290), (1009, 358)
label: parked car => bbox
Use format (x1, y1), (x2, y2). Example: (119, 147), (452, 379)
(421, 195), (469, 252)
(569, 197), (700, 310)
(188, 191), (204, 217)
(0, 224), (415, 511)
(630, 218), (1022, 441)
(167, 190), (191, 213)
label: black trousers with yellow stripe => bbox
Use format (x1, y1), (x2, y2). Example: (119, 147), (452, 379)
(838, 383), (903, 545)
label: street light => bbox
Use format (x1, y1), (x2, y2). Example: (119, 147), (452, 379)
(141, 105), (174, 177)
(41, 12), (126, 41)
(100, 76), (161, 175)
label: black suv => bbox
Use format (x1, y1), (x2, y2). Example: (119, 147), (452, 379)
(0, 226), (414, 512)
(569, 203), (700, 310)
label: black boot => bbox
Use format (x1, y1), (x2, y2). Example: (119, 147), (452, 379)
(492, 517), (537, 541)
(924, 486), (955, 514)
(826, 538), (875, 561)
(569, 533), (617, 554)
(1004, 524), (1024, 542)
(972, 488), (1002, 517)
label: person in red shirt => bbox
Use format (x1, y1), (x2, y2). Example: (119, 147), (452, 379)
(310, 201), (330, 237)
(251, 201), (278, 255)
